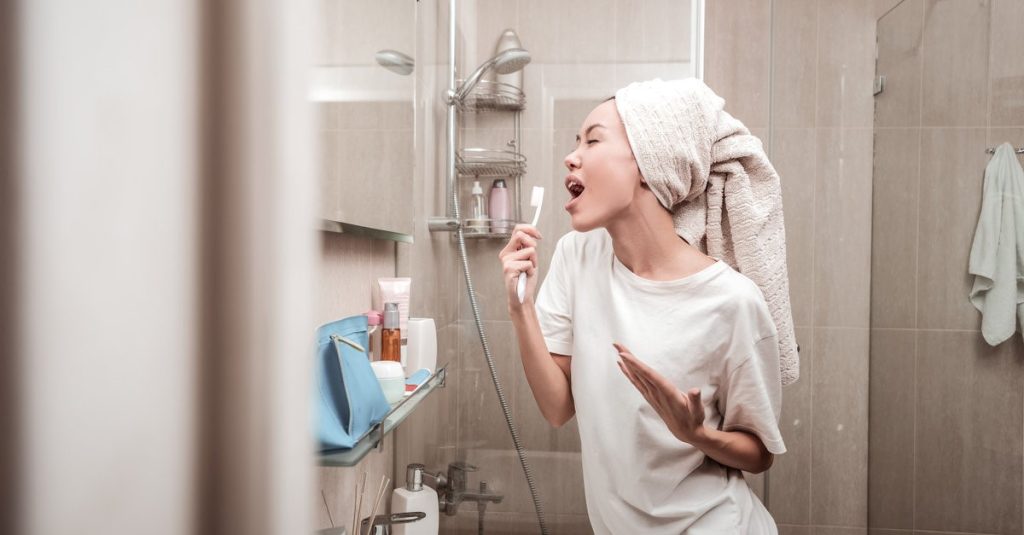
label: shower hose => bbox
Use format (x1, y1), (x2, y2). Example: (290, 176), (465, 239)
(451, 185), (550, 535)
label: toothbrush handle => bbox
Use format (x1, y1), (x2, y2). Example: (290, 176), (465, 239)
(518, 202), (543, 303)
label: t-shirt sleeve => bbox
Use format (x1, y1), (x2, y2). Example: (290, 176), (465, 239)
(534, 234), (574, 356)
(718, 334), (787, 454)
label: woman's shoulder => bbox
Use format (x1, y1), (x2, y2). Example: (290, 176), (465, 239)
(709, 265), (777, 334)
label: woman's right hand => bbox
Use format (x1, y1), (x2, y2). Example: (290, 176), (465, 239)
(498, 224), (543, 313)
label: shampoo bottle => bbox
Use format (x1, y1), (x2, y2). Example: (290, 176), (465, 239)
(488, 178), (510, 234)
(391, 464), (439, 535)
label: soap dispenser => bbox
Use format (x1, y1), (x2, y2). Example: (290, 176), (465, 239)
(391, 464), (439, 535)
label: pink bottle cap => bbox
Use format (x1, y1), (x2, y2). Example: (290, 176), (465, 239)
(365, 310), (383, 326)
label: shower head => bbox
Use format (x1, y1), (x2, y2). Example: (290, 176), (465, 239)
(375, 49), (414, 76)
(454, 47), (531, 101)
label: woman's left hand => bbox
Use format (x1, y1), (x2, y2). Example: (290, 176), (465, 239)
(614, 342), (707, 446)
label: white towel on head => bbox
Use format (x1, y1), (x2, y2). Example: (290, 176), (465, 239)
(614, 77), (800, 387)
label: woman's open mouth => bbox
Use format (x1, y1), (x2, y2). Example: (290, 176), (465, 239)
(565, 178), (585, 211)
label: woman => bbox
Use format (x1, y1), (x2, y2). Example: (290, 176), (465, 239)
(498, 79), (788, 534)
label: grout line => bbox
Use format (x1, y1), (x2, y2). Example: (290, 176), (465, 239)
(808, 0), (820, 520)
(764, 0), (775, 510)
(913, 0), (925, 528)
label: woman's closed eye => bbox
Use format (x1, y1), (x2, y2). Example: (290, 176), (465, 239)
(586, 139), (599, 145)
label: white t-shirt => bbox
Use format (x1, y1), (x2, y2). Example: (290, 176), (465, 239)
(535, 229), (787, 534)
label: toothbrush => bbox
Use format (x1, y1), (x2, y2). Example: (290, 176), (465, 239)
(517, 186), (545, 303)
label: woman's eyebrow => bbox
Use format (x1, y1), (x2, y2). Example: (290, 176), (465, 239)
(575, 123), (606, 142)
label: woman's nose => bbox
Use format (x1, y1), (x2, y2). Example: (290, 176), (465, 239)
(564, 149), (580, 171)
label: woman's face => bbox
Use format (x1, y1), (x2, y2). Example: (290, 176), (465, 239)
(562, 99), (646, 232)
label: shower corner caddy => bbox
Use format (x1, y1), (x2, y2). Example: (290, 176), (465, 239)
(318, 364), (447, 467)
(457, 80), (527, 240)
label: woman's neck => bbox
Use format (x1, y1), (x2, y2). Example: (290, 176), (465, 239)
(605, 198), (714, 281)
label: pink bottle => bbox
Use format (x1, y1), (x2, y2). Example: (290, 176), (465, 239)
(488, 178), (510, 234)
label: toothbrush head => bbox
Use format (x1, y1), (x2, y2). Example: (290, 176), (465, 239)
(528, 186), (544, 227)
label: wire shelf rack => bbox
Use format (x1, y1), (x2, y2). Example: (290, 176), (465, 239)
(456, 148), (526, 176)
(456, 80), (526, 112)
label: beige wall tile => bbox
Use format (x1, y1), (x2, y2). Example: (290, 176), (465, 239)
(319, 0), (415, 66)
(914, 331), (1023, 533)
(817, 0), (876, 128)
(867, 329), (915, 529)
(614, 0), (692, 64)
(704, 0), (772, 128)
(810, 328), (870, 527)
(771, 0), (818, 129)
(920, 0), (990, 127)
(916, 128), (988, 330)
(813, 128), (874, 328)
(987, 128), (1024, 149)
(815, 528), (868, 535)
(773, 128), (817, 328)
(870, 128), (919, 329)
(873, 0), (905, 19)
(317, 232), (395, 323)
(874, 0), (924, 128)
(989, 0), (1024, 127)
(778, 525), (811, 535)
(456, 320), (521, 452)
(516, 0), (617, 65)
(470, 0), (518, 71)
(767, 327), (813, 524)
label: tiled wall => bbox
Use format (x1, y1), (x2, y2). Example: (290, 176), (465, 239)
(869, 1), (1024, 533)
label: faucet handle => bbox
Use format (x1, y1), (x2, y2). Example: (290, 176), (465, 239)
(449, 461), (478, 473)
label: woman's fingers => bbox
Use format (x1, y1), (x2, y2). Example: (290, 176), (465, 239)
(617, 360), (656, 403)
(616, 344), (680, 395)
(512, 223), (542, 241)
(503, 260), (535, 279)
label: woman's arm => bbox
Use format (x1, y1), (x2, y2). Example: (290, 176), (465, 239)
(691, 427), (774, 474)
(510, 305), (575, 427)
(500, 224), (576, 427)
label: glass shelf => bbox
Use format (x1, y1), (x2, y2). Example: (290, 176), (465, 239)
(319, 365), (447, 467)
(319, 218), (414, 244)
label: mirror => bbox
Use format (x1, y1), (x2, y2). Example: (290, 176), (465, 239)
(312, 0), (415, 237)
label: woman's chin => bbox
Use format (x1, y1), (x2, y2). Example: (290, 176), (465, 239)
(568, 213), (600, 233)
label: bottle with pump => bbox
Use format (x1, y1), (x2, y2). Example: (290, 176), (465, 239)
(466, 180), (488, 234)
(391, 464), (439, 535)
(381, 302), (401, 363)
(488, 178), (511, 234)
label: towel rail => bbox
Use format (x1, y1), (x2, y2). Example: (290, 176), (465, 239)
(985, 146), (1024, 155)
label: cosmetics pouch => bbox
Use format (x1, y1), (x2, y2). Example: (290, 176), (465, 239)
(315, 314), (391, 451)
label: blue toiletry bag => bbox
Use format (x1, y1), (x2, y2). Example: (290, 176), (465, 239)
(315, 314), (392, 450)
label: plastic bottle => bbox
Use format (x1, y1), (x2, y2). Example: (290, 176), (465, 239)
(391, 464), (439, 535)
(488, 178), (510, 234)
(467, 180), (488, 233)
(381, 302), (401, 363)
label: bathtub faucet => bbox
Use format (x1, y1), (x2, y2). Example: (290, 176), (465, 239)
(430, 461), (504, 516)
